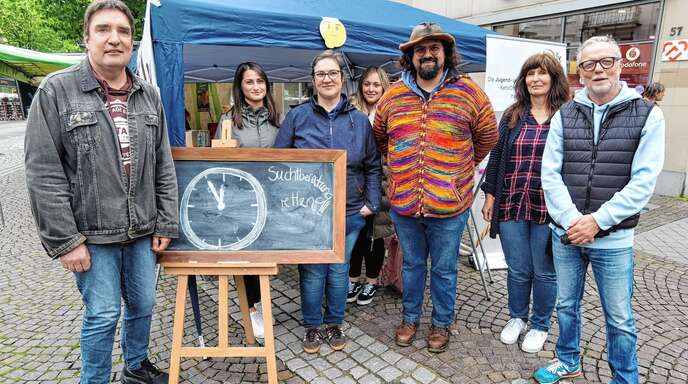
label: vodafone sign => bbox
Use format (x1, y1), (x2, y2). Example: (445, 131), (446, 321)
(619, 43), (652, 75)
(662, 39), (688, 61)
(618, 43), (652, 89)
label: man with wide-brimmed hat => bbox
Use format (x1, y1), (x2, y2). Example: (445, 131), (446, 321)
(373, 22), (498, 352)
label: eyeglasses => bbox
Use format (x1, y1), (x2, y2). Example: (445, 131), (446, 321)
(313, 70), (342, 80)
(577, 57), (621, 72)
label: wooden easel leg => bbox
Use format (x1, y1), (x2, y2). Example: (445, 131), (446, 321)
(169, 275), (188, 384)
(234, 276), (255, 344)
(218, 275), (229, 348)
(259, 275), (277, 384)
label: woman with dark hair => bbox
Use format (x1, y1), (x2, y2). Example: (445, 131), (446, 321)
(642, 82), (665, 104)
(274, 50), (382, 354)
(217, 62), (280, 340)
(215, 62), (280, 147)
(481, 52), (570, 353)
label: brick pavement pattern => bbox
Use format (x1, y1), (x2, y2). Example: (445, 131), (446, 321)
(636, 216), (688, 265)
(1, 122), (687, 383)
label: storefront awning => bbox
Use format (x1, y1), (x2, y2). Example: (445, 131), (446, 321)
(0, 44), (84, 85)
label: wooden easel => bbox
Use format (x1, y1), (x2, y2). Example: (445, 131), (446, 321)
(211, 120), (239, 148)
(161, 261), (279, 384)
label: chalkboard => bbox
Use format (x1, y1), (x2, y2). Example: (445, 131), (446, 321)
(159, 148), (347, 264)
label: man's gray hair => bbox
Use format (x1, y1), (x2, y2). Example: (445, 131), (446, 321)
(576, 36), (622, 62)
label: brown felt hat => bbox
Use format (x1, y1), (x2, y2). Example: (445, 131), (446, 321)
(399, 22), (456, 52)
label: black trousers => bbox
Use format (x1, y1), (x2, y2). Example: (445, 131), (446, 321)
(349, 217), (385, 279)
(243, 275), (261, 308)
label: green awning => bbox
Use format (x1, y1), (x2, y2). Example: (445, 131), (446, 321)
(0, 43), (84, 85)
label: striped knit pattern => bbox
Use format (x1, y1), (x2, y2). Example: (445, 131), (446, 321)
(373, 75), (498, 218)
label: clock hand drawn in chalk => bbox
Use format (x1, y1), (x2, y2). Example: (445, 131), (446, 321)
(180, 167), (267, 250)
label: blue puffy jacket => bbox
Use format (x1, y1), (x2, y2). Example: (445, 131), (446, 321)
(274, 95), (382, 216)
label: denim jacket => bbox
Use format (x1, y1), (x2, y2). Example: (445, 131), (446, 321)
(24, 59), (179, 259)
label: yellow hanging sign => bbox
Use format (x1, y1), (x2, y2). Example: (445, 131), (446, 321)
(320, 17), (347, 49)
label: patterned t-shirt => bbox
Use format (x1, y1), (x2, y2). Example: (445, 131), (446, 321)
(96, 74), (133, 176)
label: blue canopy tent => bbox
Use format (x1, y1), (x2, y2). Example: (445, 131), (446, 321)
(149, 0), (495, 146)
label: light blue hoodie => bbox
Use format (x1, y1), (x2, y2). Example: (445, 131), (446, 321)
(541, 81), (665, 249)
(401, 68), (449, 100)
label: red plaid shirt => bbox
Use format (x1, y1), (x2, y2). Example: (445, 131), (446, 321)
(499, 112), (549, 223)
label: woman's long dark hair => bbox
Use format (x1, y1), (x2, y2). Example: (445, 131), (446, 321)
(232, 62), (280, 129)
(506, 52), (570, 128)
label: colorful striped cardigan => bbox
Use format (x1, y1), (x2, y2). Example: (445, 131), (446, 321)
(373, 74), (498, 218)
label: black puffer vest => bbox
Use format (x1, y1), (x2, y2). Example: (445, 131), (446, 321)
(559, 98), (653, 232)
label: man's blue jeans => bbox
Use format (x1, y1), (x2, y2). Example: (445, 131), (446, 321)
(299, 214), (366, 328)
(391, 210), (469, 328)
(498, 221), (556, 331)
(552, 232), (638, 384)
(74, 237), (157, 384)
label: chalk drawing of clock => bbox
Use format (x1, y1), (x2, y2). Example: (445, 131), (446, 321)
(180, 167), (267, 250)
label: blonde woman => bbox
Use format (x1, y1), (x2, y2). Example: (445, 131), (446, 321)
(348, 67), (392, 306)
(352, 67), (390, 122)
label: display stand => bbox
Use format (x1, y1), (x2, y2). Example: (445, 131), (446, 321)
(160, 260), (279, 384)
(211, 120), (239, 147)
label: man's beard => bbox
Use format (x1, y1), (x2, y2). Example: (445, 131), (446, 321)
(417, 59), (442, 80)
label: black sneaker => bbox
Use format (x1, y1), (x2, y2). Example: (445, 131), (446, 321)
(121, 358), (168, 384)
(324, 325), (346, 351)
(302, 327), (323, 354)
(347, 281), (363, 303)
(356, 283), (378, 305)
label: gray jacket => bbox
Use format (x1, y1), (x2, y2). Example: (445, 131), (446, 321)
(216, 105), (278, 148)
(24, 59), (179, 259)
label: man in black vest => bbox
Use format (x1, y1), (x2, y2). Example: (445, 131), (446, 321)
(533, 36), (665, 384)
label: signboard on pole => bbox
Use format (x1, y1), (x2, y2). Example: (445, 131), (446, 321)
(484, 35), (567, 112)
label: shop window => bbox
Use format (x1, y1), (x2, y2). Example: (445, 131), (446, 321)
(281, 83), (312, 115)
(564, 3), (659, 45)
(493, 17), (563, 42)
(563, 2), (660, 93)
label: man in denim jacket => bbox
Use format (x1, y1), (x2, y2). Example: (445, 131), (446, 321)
(24, 1), (177, 383)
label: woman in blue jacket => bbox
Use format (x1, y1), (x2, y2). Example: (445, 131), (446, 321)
(274, 50), (382, 354)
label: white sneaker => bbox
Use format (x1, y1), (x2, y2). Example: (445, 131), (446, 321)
(521, 329), (548, 353)
(500, 318), (527, 345)
(250, 306), (265, 339)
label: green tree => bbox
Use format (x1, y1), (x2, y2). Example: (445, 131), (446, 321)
(0, 0), (146, 53)
(0, 0), (81, 52)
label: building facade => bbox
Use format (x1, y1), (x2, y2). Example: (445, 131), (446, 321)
(396, 0), (688, 196)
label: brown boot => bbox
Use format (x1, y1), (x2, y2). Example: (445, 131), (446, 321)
(427, 326), (450, 353)
(395, 322), (418, 347)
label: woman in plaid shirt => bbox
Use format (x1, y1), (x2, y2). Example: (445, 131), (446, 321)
(481, 52), (570, 353)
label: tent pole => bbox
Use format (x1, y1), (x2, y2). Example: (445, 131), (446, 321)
(340, 52), (356, 95)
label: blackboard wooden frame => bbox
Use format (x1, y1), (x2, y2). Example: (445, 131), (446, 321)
(159, 147), (347, 264)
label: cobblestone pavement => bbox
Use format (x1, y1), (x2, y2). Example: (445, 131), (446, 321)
(1, 121), (687, 383)
(636, 213), (688, 265)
